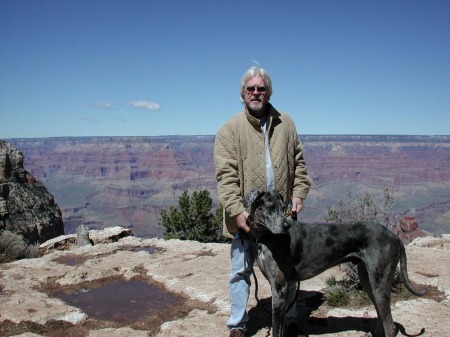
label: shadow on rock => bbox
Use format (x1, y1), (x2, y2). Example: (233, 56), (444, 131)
(306, 316), (376, 336)
(246, 290), (379, 336)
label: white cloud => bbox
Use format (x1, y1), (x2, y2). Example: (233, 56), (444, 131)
(129, 100), (161, 111)
(90, 102), (113, 109)
(83, 117), (99, 123)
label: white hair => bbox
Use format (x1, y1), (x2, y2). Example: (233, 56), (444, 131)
(239, 66), (273, 102)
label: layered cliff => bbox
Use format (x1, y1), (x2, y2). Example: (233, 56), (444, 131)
(8, 135), (450, 237)
(0, 141), (64, 243)
(8, 137), (216, 237)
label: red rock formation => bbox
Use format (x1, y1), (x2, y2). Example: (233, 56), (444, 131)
(7, 135), (450, 237)
(394, 214), (427, 243)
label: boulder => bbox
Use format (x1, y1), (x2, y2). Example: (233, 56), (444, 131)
(393, 215), (427, 243)
(38, 225), (133, 255)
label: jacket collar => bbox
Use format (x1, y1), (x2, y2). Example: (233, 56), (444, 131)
(244, 103), (281, 130)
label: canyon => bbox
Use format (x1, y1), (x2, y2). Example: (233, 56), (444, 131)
(8, 135), (450, 238)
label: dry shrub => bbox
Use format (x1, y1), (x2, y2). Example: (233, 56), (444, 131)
(0, 230), (38, 263)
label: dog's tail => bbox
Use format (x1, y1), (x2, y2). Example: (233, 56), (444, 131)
(399, 244), (427, 296)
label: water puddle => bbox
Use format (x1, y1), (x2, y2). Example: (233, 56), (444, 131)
(53, 279), (183, 323)
(52, 254), (89, 266)
(130, 246), (156, 254)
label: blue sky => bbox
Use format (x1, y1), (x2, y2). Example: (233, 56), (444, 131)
(1, 0), (449, 138)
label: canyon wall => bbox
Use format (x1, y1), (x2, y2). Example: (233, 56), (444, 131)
(0, 141), (64, 243)
(8, 135), (450, 237)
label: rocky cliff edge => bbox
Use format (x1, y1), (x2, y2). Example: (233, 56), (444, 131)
(0, 226), (449, 337)
(0, 141), (63, 243)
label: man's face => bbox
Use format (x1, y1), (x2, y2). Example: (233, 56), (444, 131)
(243, 76), (270, 117)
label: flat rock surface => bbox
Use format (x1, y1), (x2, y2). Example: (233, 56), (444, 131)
(1, 233), (449, 337)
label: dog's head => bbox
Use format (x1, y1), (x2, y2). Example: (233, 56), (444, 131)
(244, 190), (291, 235)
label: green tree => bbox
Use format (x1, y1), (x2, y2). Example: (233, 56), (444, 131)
(159, 189), (228, 243)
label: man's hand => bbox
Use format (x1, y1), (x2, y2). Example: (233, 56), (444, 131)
(291, 197), (304, 215)
(236, 211), (252, 233)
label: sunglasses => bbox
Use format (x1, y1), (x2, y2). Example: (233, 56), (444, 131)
(246, 85), (267, 93)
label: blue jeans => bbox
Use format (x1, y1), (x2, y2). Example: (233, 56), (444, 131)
(227, 236), (298, 330)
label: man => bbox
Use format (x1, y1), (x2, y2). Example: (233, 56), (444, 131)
(214, 66), (311, 337)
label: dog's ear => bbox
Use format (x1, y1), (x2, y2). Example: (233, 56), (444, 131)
(243, 189), (264, 208)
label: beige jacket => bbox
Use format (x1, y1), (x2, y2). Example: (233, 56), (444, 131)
(214, 104), (311, 238)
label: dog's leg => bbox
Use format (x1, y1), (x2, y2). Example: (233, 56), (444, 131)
(271, 277), (288, 337)
(358, 263), (384, 336)
(258, 246), (289, 337)
(360, 259), (398, 337)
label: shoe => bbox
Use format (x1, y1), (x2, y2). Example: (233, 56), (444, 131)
(229, 328), (245, 337)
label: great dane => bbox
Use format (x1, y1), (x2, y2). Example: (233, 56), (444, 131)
(243, 189), (426, 337)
